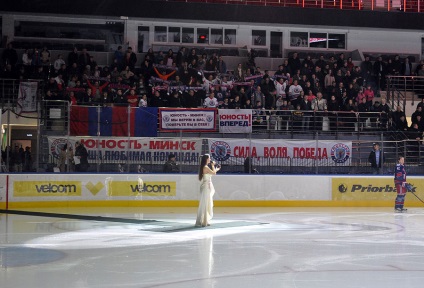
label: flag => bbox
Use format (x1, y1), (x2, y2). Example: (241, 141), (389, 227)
(134, 107), (158, 137)
(70, 106), (158, 137)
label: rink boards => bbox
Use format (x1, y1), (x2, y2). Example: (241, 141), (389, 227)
(1, 174), (424, 208)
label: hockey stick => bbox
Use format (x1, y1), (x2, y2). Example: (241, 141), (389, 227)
(405, 183), (424, 205)
(411, 191), (424, 205)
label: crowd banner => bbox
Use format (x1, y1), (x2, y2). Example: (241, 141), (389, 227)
(159, 108), (216, 132)
(207, 139), (352, 166)
(218, 109), (252, 133)
(17, 81), (38, 113)
(48, 136), (202, 164)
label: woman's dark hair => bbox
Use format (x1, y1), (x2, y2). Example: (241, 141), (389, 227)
(198, 154), (210, 181)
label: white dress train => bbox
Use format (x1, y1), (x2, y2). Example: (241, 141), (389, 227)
(195, 173), (215, 227)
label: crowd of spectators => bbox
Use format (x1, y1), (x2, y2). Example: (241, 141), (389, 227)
(1, 43), (424, 133)
(1, 145), (32, 172)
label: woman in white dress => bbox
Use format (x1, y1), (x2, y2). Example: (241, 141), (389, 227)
(195, 154), (220, 227)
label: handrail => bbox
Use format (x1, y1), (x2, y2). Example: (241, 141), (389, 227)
(168, 0), (423, 12)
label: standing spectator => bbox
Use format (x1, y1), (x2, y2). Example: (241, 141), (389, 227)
(78, 48), (91, 72)
(373, 56), (386, 91)
(145, 48), (156, 63)
(183, 89), (199, 108)
(346, 57), (355, 72)
(139, 94), (148, 107)
(392, 106), (406, 129)
(203, 92), (219, 108)
(251, 86), (265, 108)
(40, 46), (51, 67)
(300, 93), (313, 130)
(392, 55), (402, 75)
(342, 98), (357, 130)
(74, 141), (89, 172)
(114, 45), (124, 70)
(288, 79), (303, 107)
(411, 106), (423, 125)
(58, 144), (68, 172)
(315, 55), (327, 70)
(273, 78), (287, 102)
(217, 55), (227, 74)
(311, 92), (327, 130)
(2, 43), (18, 68)
(163, 154), (179, 173)
(54, 54), (66, 72)
(67, 146), (75, 172)
(361, 55), (373, 87)
(363, 84), (374, 109)
(22, 49), (32, 69)
(288, 52), (301, 76)
(394, 156), (407, 213)
(120, 65), (135, 83)
(149, 90), (165, 107)
(377, 97), (391, 129)
(68, 47), (79, 66)
(127, 89), (139, 107)
(401, 57), (413, 76)
(124, 47), (137, 71)
(32, 47), (42, 67)
(176, 47), (187, 68)
(11, 146), (24, 172)
(368, 143), (384, 174)
(168, 91), (182, 108)
(357, 97), (369, 130)
(23, 146), (32, 172)
(165, 49), (175, 67)
(187, 48), (198, 65)
(327, 95), (340, 130)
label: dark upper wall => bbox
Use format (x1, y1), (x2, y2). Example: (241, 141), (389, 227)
(1, 0), (423, 31)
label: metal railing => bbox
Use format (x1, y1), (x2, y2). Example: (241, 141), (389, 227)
(29, 104), (424, 174)
(386, 75), (424, 109)
(169, 0), (423, 12)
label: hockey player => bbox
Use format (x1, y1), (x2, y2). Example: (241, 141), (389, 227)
(394, 156), (407, 212)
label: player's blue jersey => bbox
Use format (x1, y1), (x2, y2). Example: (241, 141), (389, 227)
(394, 163), (406, 183)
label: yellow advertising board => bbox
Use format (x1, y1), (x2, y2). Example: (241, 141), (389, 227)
(332, 178), (423, 202)
(106, 181), (177, 197)
(14, 181), (82, 197)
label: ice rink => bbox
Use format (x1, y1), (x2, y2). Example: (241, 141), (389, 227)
(1, 206), (424, 288)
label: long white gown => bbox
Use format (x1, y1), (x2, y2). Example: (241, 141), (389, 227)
(195, 173), (215, 227)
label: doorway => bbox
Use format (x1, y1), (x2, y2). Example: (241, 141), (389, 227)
(270, 31), (283, 58)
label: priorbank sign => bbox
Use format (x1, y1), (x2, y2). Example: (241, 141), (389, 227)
(332, 177), (424, 202)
